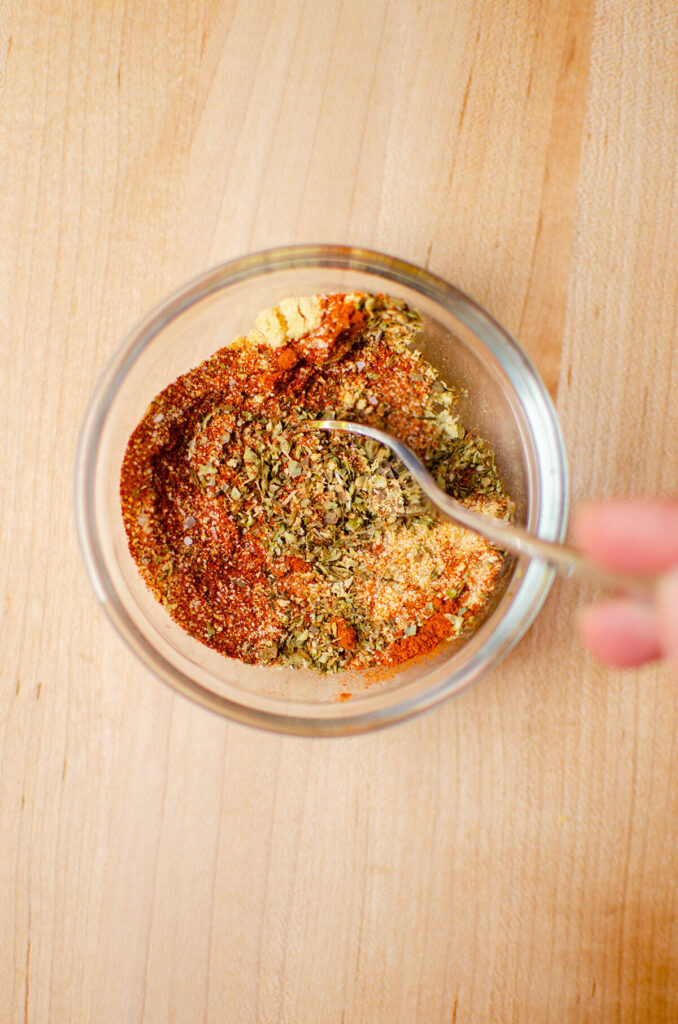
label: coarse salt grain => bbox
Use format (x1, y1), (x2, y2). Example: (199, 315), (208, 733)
(183, 536), (193, 546)
(153, 413), (164, 424)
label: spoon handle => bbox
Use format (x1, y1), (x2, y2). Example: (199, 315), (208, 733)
(309, 420), (657, 602)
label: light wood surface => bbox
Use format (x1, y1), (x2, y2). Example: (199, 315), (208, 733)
(2, 2), (677, 1021)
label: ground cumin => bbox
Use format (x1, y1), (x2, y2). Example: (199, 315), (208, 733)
(120, 292), (513, 674)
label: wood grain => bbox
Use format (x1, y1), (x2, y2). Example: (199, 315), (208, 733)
(1, 1), (677, 1022)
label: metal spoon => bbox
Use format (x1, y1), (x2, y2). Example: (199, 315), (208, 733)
(302, 419), (656, 600)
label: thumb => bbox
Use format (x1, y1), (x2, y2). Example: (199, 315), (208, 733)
(656, 569), (678, 667)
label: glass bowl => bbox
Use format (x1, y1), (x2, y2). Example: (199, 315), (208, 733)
(75, 245), (568, 736)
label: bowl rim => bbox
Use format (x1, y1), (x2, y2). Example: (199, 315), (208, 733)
(74, 244), (568, 736)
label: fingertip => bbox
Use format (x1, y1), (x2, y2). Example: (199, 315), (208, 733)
(577, 599), (663, 669)
(571, 501), (601, 550)
(572, 498), (678, 573)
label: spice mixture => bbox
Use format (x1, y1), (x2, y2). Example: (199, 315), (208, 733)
(120, 293), (513, 673)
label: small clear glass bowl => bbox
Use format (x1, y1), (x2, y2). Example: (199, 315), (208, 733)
(75, 245), (568, 735)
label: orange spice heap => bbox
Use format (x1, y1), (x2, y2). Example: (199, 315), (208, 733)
(120, 293), (513, 674)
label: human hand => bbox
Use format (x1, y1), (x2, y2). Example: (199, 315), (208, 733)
(573, 499), (678, 669)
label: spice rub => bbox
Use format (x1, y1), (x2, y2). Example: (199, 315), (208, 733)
(120, 293), (514, 673)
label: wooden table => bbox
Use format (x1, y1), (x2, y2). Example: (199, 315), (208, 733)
(2, 2), (677, 1021)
